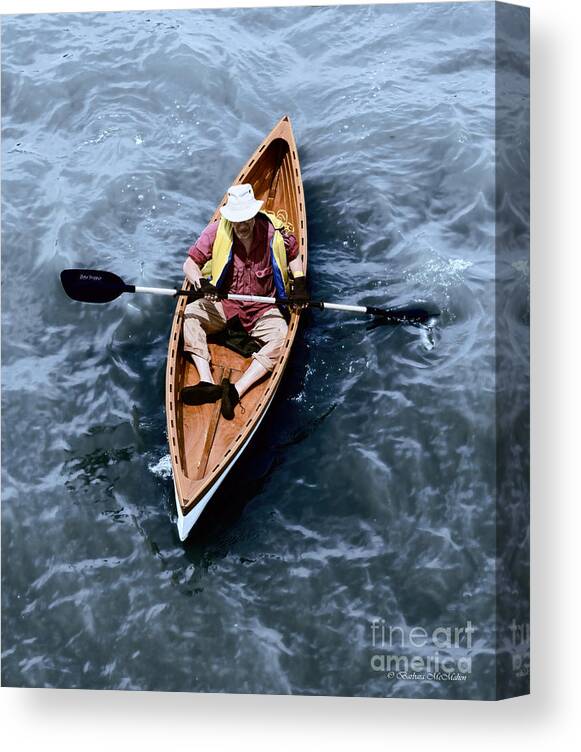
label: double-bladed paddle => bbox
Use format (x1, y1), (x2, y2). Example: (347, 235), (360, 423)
(60, 269), (440, 326)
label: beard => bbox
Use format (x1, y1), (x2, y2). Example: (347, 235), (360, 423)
(233, 219), (255, 242)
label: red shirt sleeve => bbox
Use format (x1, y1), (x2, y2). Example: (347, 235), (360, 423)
(187, 220), (219, 266)
(283, 232), (300, 262)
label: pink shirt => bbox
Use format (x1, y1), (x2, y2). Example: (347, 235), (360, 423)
(188, 215), (299, 332)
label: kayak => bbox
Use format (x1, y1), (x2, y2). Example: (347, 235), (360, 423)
(165, 115), (308, 541)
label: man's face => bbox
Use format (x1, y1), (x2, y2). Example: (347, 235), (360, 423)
(232, 217), (255, 242)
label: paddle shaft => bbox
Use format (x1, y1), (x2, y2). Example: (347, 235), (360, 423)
(59, 270), (439, 323)
(133, 285), (406, 317)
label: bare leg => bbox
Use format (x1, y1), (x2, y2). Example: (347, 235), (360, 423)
(192, 354), (214, 384)
(229, 309), (288, 400)
(183, 299), (227, 386)
(234, 360), (268, 398)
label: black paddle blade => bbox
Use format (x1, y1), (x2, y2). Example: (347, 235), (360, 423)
(367, 305), (441, 326)
(60, 269), (133, 304)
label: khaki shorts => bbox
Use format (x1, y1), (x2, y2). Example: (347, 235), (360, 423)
(183, 299), (288, 371)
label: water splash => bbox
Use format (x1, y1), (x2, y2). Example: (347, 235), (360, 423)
(148, 454), (173, 479)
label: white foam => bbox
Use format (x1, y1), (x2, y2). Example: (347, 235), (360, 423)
(148, 454), (173, 479)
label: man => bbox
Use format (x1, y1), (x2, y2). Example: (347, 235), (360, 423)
(181, 183), (308, 419)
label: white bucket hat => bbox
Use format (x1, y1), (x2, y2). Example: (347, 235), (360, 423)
(220, 183), (263, 222)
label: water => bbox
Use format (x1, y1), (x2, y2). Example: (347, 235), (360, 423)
(1, 3), (529, 698)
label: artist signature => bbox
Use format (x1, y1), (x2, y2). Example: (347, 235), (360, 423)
(386, 671), (468, 682)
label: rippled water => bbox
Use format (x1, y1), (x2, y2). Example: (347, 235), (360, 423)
(1, 3), (529, 698)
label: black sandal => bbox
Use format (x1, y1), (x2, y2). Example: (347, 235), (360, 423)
(220, 378), (240, 420)
(180, 381), (223, 406)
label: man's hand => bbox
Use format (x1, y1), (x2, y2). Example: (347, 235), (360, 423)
(184, 257), (206, 290)
(288, 276), (310, 309)
(197, 278), (220, 301)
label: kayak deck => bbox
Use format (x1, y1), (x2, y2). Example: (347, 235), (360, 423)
(173, 348), (274, 494)
(165, 115), (307, 537)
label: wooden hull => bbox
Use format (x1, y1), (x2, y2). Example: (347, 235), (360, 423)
(165, 116), (307, 540)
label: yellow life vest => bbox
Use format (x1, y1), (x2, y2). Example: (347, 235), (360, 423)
(201, 211), (289, 298)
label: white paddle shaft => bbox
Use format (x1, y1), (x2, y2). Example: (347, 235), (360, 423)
(134, 285), (177, 296)
(225, 294), (369, 314)
(133, 286), (367, 314)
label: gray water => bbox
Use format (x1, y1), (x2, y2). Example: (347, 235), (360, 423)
(1, 3), (529, 698)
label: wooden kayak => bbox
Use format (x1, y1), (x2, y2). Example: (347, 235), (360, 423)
(165, 115), (307, 541)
